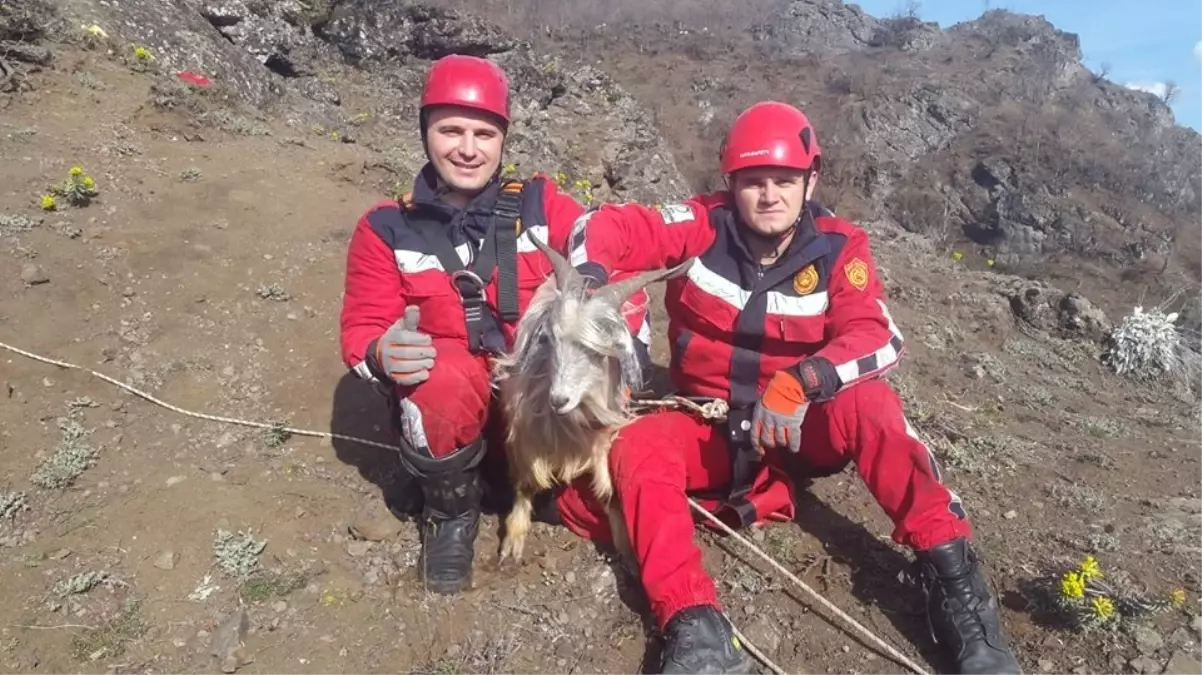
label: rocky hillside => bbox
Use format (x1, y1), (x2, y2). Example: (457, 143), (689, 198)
(16, 0), (1196, 313)
(1, 1), (1200, 674)
(7, 0), (690, 207)
(462, 0), (1201, 321)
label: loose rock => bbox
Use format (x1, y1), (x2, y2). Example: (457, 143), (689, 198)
(20, 263), (48, 285)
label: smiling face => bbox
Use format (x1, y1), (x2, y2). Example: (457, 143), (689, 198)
(424, 105), (505, 195)
(730, 165), (817, 237)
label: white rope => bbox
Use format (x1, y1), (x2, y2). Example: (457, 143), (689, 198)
(687, 499), (930, 675)
(2, 338), (926, 675)
(0, 340), (398, 451)
(727, 619), (786, 675)
(630, 395), (730, 421)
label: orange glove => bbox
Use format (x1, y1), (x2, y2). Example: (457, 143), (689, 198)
(752, 370), (809, 453)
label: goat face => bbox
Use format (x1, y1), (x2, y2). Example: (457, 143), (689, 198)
(496, 232), (692, 425)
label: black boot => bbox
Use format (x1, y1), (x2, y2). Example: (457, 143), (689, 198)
(915, 538), (1023, 674)
(399, 440), (485, 596)
(659, 605), (753, 675)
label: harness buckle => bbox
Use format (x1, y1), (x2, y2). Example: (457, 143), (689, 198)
(450, 269), (487, 303)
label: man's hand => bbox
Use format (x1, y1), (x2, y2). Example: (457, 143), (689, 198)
(374, 305), (436, 386)
(752, 370), (809, 454)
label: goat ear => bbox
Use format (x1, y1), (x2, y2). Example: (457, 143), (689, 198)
(527, 227), (583, 292)
(590, 257), (696, 310)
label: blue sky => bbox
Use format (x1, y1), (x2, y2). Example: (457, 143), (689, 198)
(855, 0), (1202, 132)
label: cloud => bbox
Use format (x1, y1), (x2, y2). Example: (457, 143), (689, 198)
(1195, 40), (1202, 63)
(1125, 81), (1170, 98)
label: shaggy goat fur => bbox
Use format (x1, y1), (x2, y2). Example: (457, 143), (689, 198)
(492, 233), (691, 564)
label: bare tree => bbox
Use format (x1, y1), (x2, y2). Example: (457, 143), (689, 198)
(1093, 61), (1111, 83)
(895, 0), (922, 19)
(1163, 81), (1180, 104)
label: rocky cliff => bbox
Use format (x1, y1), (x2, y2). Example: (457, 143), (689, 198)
(9, 0), (1199, 316)
(36, 0), (689, 205)
(475, 0), (1199, 317)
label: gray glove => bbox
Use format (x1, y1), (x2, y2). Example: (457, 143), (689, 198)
(751, 371), (810, 454)
(373, 305), (436, 386)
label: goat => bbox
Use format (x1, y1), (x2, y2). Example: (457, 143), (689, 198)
(492, 232), (692, 565)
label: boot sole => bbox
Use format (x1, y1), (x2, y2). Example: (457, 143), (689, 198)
(424, 576), (471, 595)
(662, 655), (753, 675)
(661, 646), (755, 674)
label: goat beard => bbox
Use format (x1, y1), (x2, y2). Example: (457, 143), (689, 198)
(494, 368), (628, 489)
(492, 277), (647, 487)
(496, 359), (634, 439)
(494, 337), (641, 486)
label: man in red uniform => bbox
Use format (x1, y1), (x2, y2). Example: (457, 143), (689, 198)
(554, 101), (1023, 674)
(338, 54), (652, 595)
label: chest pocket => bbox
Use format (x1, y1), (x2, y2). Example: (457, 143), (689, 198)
(763, 278), (828, 348)
(767, 307), (827, 346)
(395, 235), (461, 300)
(675, 275), (742, 343)
(400, 268), (457, 300)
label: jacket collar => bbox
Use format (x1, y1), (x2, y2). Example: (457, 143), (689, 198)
(409, 163), (504, 245)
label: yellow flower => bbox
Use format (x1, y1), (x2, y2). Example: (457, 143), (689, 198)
(86, 24), (109, 38)
(69, 165), (83, 176)
(81, 176), (95, 188)
(986, 259), (996, 267)
(1169, 588), (1186, 608)
(951, 251), (963, 261)
(1060, 571), (1085, 599)
(133, 45), (152, 61)
(1079, 555), (1103, 581)
(1090, 595), (1115, 620)
(40, 194), (56, 210)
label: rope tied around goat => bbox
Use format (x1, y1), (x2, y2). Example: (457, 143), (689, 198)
(628, 394), (730, 421)
(0, 338), (930, 675)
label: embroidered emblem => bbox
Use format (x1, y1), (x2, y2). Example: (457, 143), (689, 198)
(656, 203), (694, 225)
(844, 257), (870, 291)
(793, 265), (819, 295)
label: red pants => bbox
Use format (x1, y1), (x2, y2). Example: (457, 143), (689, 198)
(555, 379), (972, 629)
(393, 338), (496, 458)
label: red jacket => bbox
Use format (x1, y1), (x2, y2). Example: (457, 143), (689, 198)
(571, 193), (905, 406)
(339, 166), (651, 382)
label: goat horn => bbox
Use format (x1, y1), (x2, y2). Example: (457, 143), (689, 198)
(591, 258), (695, 310)
(527, 227), (582, 292)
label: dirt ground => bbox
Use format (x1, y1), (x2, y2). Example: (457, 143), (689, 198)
(1, 45), (1200, 675)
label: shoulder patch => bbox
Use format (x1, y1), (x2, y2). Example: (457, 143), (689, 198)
(843, 257), (870, 291)
(793, 264), (819, 295)
(656, 203), (695, 225)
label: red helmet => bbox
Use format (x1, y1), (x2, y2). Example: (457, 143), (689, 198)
(420, 54), (510, 124)
(720, 101), (821, 175)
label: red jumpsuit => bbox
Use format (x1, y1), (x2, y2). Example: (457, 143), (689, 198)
(555, 195), (972, 629)
(339, 166), (652, 460)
